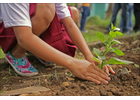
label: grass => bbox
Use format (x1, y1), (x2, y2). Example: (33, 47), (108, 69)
(0, 66), (18, 83)
(82, 30), (109, 43)
(86, 15), (111, 28)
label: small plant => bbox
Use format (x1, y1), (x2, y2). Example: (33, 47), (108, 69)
(0, 47), (5, 58)
(39, 75), (41, 85)
(93, 23), (138, 69)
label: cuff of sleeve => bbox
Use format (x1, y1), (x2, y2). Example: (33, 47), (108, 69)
(4, 20), (32, 28)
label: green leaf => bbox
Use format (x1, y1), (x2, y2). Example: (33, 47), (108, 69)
(93, 56), (100, 65)
(113, 26), (116, 30)
(93, 48), (106, 60)
(96, 32), (105, 43)
(110, 47), (124, 56)
(93, 48), (101, 56)
(111, 39), (122, 45)
(115, 31), (123, 36)
(134, 64), (139, 67)
(98, 56), (106, 60)
(110, 23), (123, 37)
(111, 23), (116, 30)
(107, 57), (134, 65)
(109, 31), (116, 37)
(111, 23), (114, 30)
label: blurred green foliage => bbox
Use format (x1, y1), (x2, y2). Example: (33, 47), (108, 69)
(0, 48), (5, 58)
(67, 3), (75, 6)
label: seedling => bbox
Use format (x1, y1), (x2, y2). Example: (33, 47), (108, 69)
(93, 23), (138, 69)
(39, 75), (41, 85)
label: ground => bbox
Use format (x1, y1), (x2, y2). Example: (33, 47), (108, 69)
(0, 34), (140, 96)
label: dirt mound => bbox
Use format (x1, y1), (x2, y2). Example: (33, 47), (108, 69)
(0, 34), (140, 96)
(26, 65), (139, 96)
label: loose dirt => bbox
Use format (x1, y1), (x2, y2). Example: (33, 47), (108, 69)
(0, 34), (140, 96)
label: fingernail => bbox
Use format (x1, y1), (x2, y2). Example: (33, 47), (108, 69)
(97, 81), (101, 84)
(108, 73), (110, 75)
(107, 77), (111, 80)
(113, 71), (115, 73)
(105, 81), (108, 84)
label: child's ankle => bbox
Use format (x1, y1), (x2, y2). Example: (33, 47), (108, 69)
(10, 51), (26, 59)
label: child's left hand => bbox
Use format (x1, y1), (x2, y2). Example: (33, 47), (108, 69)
(103, 65), (115, 75)
(86, 56), (115, 75)
(93, 58), (115, 75)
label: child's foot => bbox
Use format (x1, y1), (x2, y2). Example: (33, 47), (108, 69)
(36, 57), (55, 67)
(5, 51), (38, 76)
(26, 51), (55, 67)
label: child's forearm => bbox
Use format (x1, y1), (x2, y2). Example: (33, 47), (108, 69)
(61, 17), (93, 59)
(13, 26), (75, 69)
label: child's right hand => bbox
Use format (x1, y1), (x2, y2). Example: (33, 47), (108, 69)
(69, 59), (111, 84)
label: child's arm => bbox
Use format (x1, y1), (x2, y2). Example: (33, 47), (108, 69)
(13, 26), (110, 84)
(61, 17), (115, 74)
(61, 17), (96, 63)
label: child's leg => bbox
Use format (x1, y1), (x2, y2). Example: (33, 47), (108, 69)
(69, 6), (79, 24)
(11, 3), (55, 59)
(31, 3), (55, 36)
(4, 3), (56, 76)
(40, 6), (78, 58)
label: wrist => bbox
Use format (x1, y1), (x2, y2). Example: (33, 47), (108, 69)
(65, 57), (81, 72)
(63, 57), (76, 70)
(85, 53), (93, 61)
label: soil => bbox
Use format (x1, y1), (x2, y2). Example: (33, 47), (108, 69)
(0, 34), (140, 96)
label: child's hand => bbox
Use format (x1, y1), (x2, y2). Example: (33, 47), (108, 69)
(103, 65), (115, 75)
(93, 58), (115, 75)
(69, 59), (111, 84)
(94, 58), (115, 75)
(86, 55), (115, 75)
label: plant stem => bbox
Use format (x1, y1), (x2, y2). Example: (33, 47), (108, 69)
(100, 62), (104, 69)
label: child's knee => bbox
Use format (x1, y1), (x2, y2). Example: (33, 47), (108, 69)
(43, 3), (55, 23)
(70, 6), (79, 23)
(31, 3), (55, 36)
